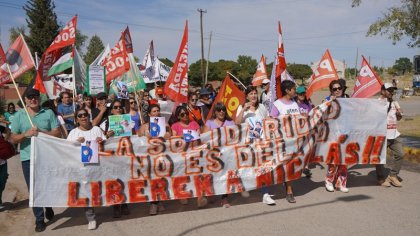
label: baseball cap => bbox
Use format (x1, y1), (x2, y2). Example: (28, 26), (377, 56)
(262, 79), (270, 84)
(96, 92), (108, 100)
(156, 87), (164, 95)
(199, 88), (211, 95)
(296, 86), (306, 94)
(26, 88), (40, 98)
(382, 82), (397, 90)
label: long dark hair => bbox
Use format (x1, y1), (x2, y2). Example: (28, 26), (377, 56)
(245, 86), (259, 109)
(211, 102), (232, 121)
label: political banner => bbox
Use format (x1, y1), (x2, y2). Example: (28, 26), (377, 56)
(87, 65), (106, 95)
(30, 99), (387, 207)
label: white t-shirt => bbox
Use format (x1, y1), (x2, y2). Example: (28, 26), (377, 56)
(57, 115), (65, 125)
(237, 104), (268, 122)
(67, 126), (106, 142)
(271, 99), (301, 117)
(379, 97), (401, 139)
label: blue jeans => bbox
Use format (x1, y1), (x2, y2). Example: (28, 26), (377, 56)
(21, 160), (51, 224)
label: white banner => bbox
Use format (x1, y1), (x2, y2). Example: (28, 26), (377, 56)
(141, 59), (171, 83)
(87, 65), (105, 95)
(30, 99), (387, 207)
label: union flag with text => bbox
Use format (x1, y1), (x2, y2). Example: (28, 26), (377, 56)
(352, 56), (383, 98)
(306, 49), (339, 98)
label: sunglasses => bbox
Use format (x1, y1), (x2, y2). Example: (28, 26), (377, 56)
(190, 99), (198, 102)
(77, 113), (89, 118)
(130, 101), (135, 104)
(113, 106), (123, 109)
(27, 95), (39, 100)
(332, 87), (342, 92)
(216, 108), (226, 113)
(144, 94), (149, 97)
(179, 112), (187, 117)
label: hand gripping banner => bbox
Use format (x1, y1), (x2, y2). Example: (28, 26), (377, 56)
(30, 99), (387, 207)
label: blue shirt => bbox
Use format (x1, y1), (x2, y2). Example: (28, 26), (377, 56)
(57, 103), (75, 131)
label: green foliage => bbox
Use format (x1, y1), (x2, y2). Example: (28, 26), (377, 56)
(387, 67), (399, 76)
(75, 29), (88, 53)
(353, 0), (419, 47)
(159, 58), (174, 67)
(9, 26), (26, 45)
(287, 63), (313, 85)
(345, 68), (358, 79)
(83, 35), (105, 65)
(133, 56), (140, 63)
(188, 59), (204, 87)
(231, 55), (257, 85)
(393, 57), (413, 74)
(23, 0), (59, 54)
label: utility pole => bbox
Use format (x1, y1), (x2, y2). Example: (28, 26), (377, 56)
(197, 8), (207, 86)
(354, 48), (359, 80)
(205, 31), (212, 85)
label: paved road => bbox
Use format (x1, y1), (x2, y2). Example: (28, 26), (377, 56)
(1, 154), (420, 236)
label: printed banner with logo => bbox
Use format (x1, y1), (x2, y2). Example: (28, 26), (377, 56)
(30, 99), (387, 207)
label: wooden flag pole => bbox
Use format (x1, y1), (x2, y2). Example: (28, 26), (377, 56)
(5, 63), (35, 127)
(227, 71), (246, 90)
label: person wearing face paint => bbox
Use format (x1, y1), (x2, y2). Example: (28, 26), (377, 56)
(324, 80), (349, 193)
(67, 108), (106, 230)
(376, 83), (404, 188)
(10, 89), (61, 232)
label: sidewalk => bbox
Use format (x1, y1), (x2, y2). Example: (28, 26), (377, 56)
(1, 154), (420, 236)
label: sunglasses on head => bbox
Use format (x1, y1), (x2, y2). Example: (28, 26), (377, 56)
(113, 106), (123, 109)
(332, 87), (342, 92)
(77, 113), (88, 118)
(27, 95), (39, 100)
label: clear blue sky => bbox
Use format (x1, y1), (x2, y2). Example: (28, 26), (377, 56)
(0, 0), (418, 68)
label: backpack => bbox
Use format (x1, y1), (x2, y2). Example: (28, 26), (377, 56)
(0, 134), (15, 160)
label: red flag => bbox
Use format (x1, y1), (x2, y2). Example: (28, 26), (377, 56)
(34, 15), (78, 93)
(206, 74), (245, 121)
(274, 21), (287, 98)
(0, 43), (6, 64)
(306, 49), (339, 98)
(352, 56), (383, 98)
(102, 34), (130, 83)
(121, 26), (133, 53)
(164, 21), (188, 103)
(0, 35), (35, 86)
(252, 54), (268, 86)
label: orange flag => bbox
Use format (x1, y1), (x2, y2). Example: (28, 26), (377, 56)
(252, 54), (268, 86)
(0, 35), (36, 86)
(164, 21), (188, 103)
(274, 21), (287, 98)
(306, 49), (339, 98)
(102, 33), (130, 84)
(34, 15), (78, 93)
(0, 43), (6, 64)
(352, 56), (383, 98)
(206, 74), (245, 121)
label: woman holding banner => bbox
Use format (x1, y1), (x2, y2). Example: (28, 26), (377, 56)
(67, 108), (106, 230)
(203, 103), (236, 208)
(324, 80), (349, 193)
(235, 86), (274, 205)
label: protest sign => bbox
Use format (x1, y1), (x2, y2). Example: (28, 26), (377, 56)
(87, 65), (105, 95)
(30, 99), (387, 207)
(81, 140), (99, 164)
(108, 114), (132, 137)
(149, 117), (166, 138)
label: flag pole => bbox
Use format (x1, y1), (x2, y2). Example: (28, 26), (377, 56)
(5, 63), (35, 127)
(227, 71), (246, 90)
(72, 46), (77, 118)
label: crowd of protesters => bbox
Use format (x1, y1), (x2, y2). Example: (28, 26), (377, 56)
(0, 79), (405, 232)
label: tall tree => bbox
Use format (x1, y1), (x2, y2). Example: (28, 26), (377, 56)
(8, 26), (26, 45)
(287, 63), (313, 85)
(232, 55), (257, 85)
(75, 29), (88, 53)
(83, 35), (105, 65)
(393, 57), (413, 74)
(352, 0), (419, 47)
(23, 0), (60, 54)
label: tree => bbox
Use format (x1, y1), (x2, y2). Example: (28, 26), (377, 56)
(188, 59), (205, 87)
(83, 35), (105, 65)
(352, 0), (419, 47)
(159, 58), (174, 67)
(75, 29), (88, 53)
(287, 63), (313, 85)
(393, 57), (413, 74)
(23, 0), (60, 54)
(9, 26), (26, 45)
(231, 55), (257, 85)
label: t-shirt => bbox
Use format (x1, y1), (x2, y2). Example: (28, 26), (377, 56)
(260, 91), (271, 111)
(4, 111), (16, 129)
(297, 101), (313, 115)
(379, 97), (401, 139)
(67, 126), (106, 141)
(131, 112), (141, 132)
(236, 104), (268, 123)
(57, 103), (75, 131)
(270, 99), (301, 117)
(205, 119), (235, 130)
(11, 108), (59, 162)
(188, 106), (203, 125)
(171, 121), (200, 136)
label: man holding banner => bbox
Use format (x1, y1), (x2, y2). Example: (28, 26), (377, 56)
(10, 89), (61, 232)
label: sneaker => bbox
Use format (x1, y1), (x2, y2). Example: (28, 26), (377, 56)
(121, 204), (130, 215)
(180, 199), (188, 205)
(378, 179), (391, 187)
(325, 182), (334, 192)
(262, 193), (276, 205)
(197, 197), (208, 208)
(35, 221), (46, 232)
(45, 208), (54, 221)
(303, 168), (312, 178)
(388, 176), (402, 187)
(286, 194), (296, 203)
(149, 203), (158, 215)
(241, 191), (250, 198)
(158, 202), (165, 212)
(113, 205), (121, 218)
(88, 220), (96, 230)
(221, 198), (230, 208)
(339, 187), (349, 193)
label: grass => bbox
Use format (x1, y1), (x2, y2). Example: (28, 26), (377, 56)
(398, 115), (420, 138)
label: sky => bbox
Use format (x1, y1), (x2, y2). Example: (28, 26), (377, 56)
(0, 0), (419, 68)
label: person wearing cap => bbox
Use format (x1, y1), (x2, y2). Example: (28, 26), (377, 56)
(376, 83), (404, 187)
(260, 78), (271, 112)
(155, 87), (165, 101)
(92, 92), (109, 129)
(197, 88), (213, 119)
(10, 89), (61, 232)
